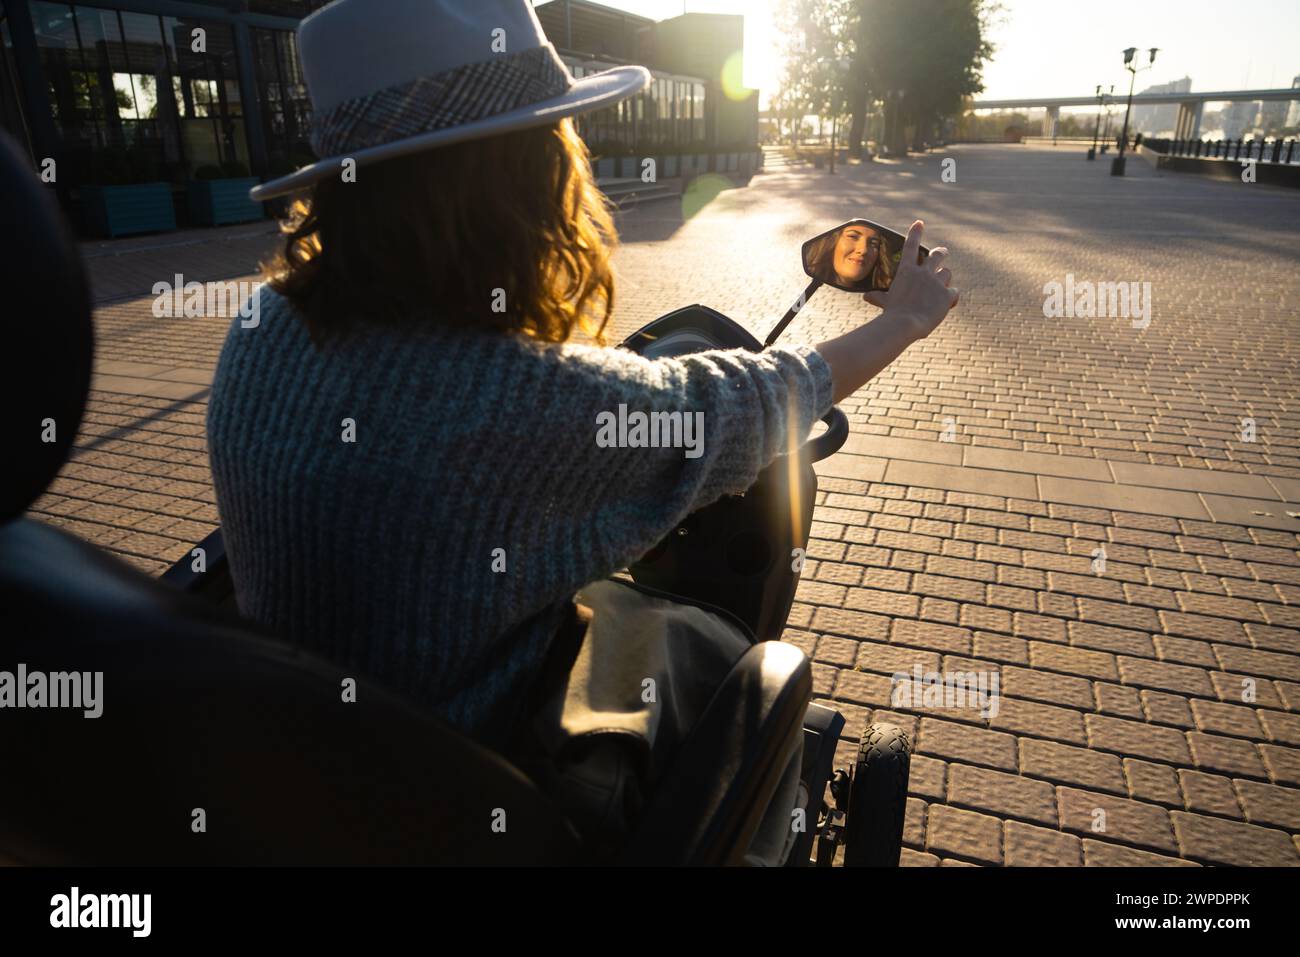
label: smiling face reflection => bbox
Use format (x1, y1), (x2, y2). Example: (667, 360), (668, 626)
(832, 224), (882, 286)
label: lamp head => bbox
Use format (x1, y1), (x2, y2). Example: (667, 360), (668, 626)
(1123, 47), (1137, 66)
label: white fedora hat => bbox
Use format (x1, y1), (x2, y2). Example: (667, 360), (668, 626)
(250, 0), (651, 200)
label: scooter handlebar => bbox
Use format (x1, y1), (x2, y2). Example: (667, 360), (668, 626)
(807, 406), (849, 463)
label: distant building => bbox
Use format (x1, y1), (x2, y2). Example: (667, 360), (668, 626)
(1285, 74), (1300, 129)
(1258, 98), (1288, 134)
(535, 1), (757, 153)
(1131, 76), (1191, 136)
(1221, 100), (1260, 139)
(0, 0), (756, 230)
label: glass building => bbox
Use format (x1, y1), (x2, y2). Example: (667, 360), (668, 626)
(0, 0), (755, 229)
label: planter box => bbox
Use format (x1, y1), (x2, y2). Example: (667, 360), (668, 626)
(663, 154), (679, 178)
(81, 183), (176, 238)
(595, 157), (616, 179)
(727, 152), (739, 171)
(188, 177), (264, 226)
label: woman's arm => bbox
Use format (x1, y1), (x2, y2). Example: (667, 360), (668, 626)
(815, 220), (959, 404)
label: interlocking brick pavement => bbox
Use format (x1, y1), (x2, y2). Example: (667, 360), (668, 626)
(29, 143), (1300, 863)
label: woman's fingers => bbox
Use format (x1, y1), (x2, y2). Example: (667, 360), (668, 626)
(927, 246), (948, 272)
(936, 267), (952, 287)
(901, 219), (924, 265)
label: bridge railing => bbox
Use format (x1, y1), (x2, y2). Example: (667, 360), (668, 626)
(1143, 137), (1299, 165)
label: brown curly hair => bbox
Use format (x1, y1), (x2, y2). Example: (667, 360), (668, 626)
(262, 117), (616, 343)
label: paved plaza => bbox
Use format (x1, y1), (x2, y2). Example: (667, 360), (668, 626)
(39, 143), (1300, 865)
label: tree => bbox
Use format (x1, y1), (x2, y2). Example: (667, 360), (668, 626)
(776, 0), (999, 159)
(850, 0), (998, 156)
(774, 0), (856, 148)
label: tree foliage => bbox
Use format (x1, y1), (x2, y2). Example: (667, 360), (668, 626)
(776, 0), (999, 156)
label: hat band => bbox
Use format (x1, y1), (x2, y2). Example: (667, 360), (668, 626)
(310, 44), (574, 159)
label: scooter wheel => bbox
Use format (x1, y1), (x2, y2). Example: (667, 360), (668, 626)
(843, 724), (911, 867)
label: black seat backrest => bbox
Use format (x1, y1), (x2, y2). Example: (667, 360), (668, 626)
(0, 131), (579, 865)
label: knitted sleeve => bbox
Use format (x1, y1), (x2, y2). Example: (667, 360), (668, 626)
(527, 339), (837, 578)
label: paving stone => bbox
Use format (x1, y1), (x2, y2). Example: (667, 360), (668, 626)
(1186, 732), (1267, 779)
(1019, 738), (1127, 796)
(1093, 682), (1144, 720)
(1123, 759), (1182, 807)
(1258, 744), (1300, 787)
(925, 804), (1003, 865)
(1258, 710), (1300, 746)
(1000, 664), (1095, 710)
(1085, 714), (1193, 766)
(1003, 820), (1082, 866)
(1081, 839), (1199, 866)
(990, 697), (1086, 746)
(1068, 621), (1154, 658)
(947, 763), (1057, 827)
(831, 669), (894, 708)
(1209, 671), (1286, 709)
(1177, 770), (1243, 818)
(917, 718), (1017, 772)
(1169, 811), (1299, 866)
(1116, 656), (1215, 697)
(1189, 699), (1265, 740)
(1213, 644), (1300, 683)
(1030, 642), (1119, 681)
(1140, 690), (1196, 729)
(908, 754), (946, 802)
(1232, 780), (1300, 831)
(891, 618), (973, 655)
(1057, 786), (1177, 853)
(899, 848), (940, 867)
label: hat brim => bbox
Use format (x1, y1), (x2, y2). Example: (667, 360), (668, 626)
(250, 64), (651, 201)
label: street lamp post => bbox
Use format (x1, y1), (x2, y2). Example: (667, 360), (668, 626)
(1100, 86), (1115, 152)
(1111, 46), (1158, 176)
(1087, 85), (1103, 160)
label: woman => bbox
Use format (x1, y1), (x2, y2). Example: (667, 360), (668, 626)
(207, 0), (958, 861)
(808, 221), (896, 292)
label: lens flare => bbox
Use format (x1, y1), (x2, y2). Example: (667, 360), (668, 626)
(720, 51), (750, 102)
(681, 172), (732, 221)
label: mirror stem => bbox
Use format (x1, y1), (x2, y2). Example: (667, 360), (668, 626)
(764, 279), (822, 347)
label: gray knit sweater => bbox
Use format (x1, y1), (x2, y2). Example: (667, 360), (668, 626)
(206, 288), (835, 746)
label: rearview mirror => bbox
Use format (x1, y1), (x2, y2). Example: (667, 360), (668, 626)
(801, 219), (929, 293)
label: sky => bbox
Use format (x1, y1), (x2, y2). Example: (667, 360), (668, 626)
(549, 0), (1300, 108)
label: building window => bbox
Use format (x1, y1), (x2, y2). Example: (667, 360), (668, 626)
(251, 26), (312, 175)
(27, 2), (248, 185)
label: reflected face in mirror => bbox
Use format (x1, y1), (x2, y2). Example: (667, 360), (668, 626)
(803, 219), (923, 293)
(832, 223), (884, 287)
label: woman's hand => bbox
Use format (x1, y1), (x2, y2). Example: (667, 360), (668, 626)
(814, 220), (960, 404)
(862, 220), (958, 342)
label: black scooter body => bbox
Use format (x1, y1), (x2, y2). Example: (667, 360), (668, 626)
(620, 305), (847, 642)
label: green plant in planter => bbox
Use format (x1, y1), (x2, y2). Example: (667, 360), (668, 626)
(82, 145), (176, 236)
(88, 145), (165, 186)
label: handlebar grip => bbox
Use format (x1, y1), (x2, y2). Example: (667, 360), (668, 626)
(807, 407), (849, 463)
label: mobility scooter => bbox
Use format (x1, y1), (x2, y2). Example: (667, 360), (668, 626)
(0, 134), (911, 866)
